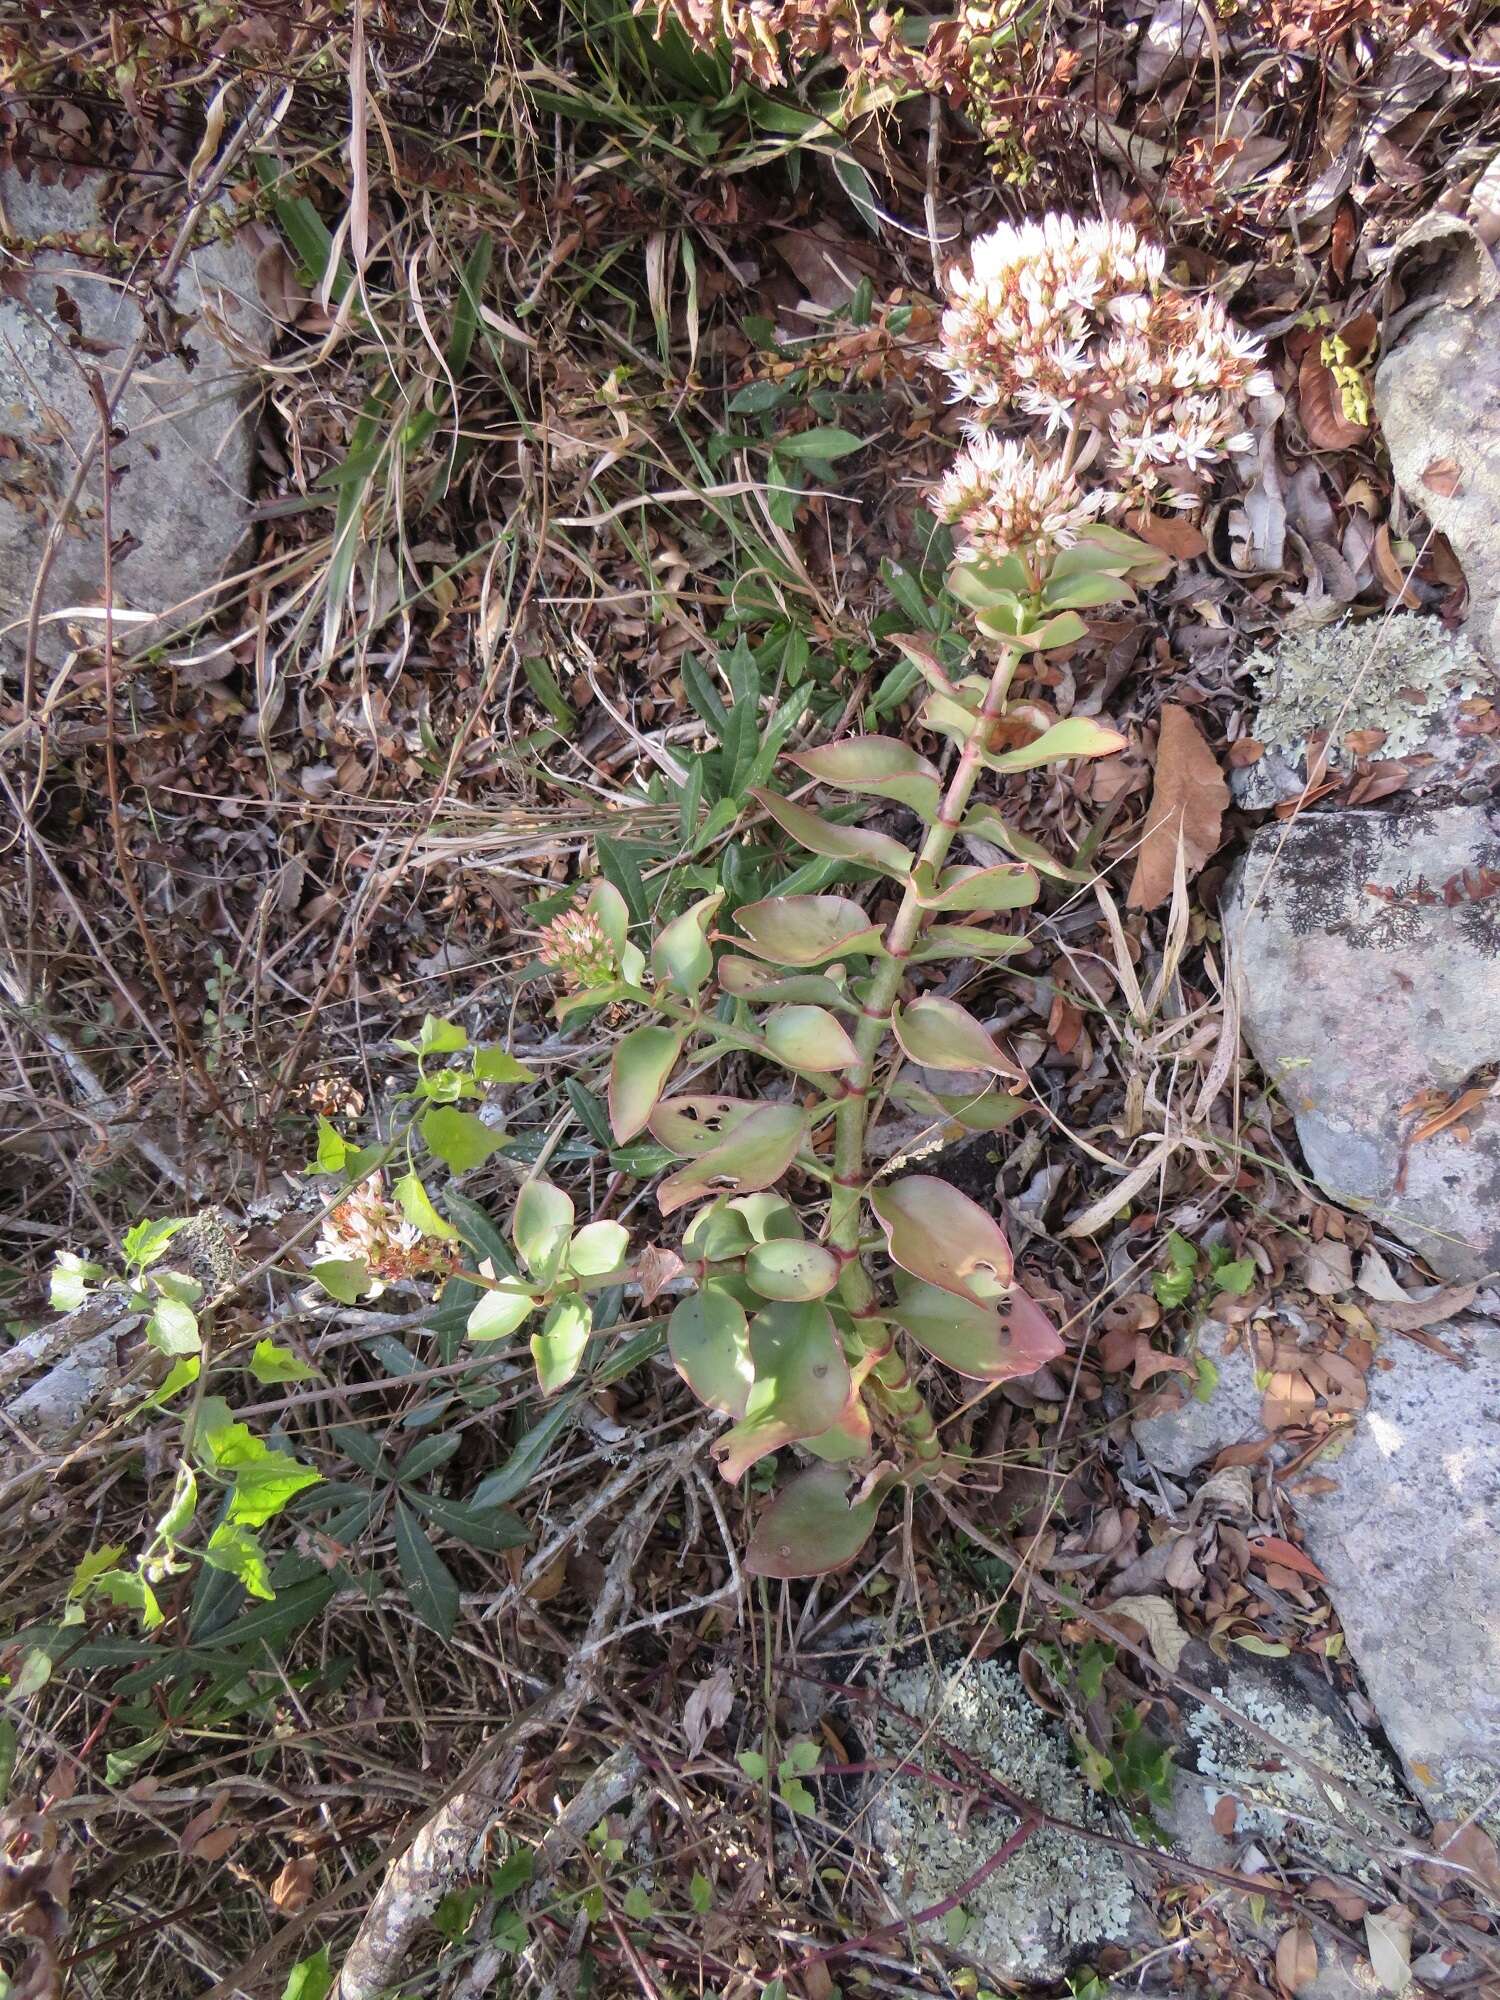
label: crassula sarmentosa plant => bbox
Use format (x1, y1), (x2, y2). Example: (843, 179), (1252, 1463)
(455, 217), (1265, 1579)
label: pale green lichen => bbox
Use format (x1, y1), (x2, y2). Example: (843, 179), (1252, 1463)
(1249, 615), (1485, 767)
(869, 1661), (1137, 1982)
(1184, 1678), (1415, 1880)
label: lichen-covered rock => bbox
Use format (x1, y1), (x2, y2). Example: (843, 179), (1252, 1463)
(1165, 1652), (1415, 1881)
(1234, 616), (1497, 809)
(866, 1660), (1139, 1982)
(1291, 1317), (1500, 1827)
(1222, 806), (1500, 1278)
(1377, 292), (1500, 665)
(0, 167), (268, 668)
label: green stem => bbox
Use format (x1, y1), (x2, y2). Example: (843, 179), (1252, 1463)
(825, 640), (1026, 1463)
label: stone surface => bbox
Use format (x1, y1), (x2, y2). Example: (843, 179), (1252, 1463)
(1234, 616), (1498, 810)
(1292, 1316), (1500, 1825)
(866, 1659), (1140, 1982)
(1377, 292), (1500, 664)
(1132, 1321), (1266, 1476)
(1223, 805), (1500, 1279)
(0, 167), (268, 668)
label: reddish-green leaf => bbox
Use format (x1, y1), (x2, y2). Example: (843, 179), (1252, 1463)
(963, 807), (1089, 883)
(887, 1276), (1064, 1379)
(751, 789), (911, 880)
(786, 737), (942, 817)
(715, 1300), (853, 1481)
(911, 924), (1030, 964)
(733, 896), (885, 966)
(892, 996), (1022, 1079)
(763, 1005), (860, 1072)
(746, 1464), (886, 1579)
(658, 1103), (808, 1217)
(650, 1095), (758, 1157)
(652, 892), (722, 999)
(984, 718), (1127, 774)
(746, 1238), (841, 1302)
(911, 863), (1039, 913)
(609, 1025), (683, 1142)
(669, 1283), (753, 1416)
(869, 1175), (1014, 1304)
(717, 958), (855, 1008)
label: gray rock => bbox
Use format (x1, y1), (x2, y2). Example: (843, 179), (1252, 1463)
(1292, 1316), (1500, 1825)
(1223, 805), (1500, 1279)
(1132, 1322), (1267, 1476)
(1376, 291), (1500, 664)
(865, 1659), (1141, 1982)
(0, 167), (268, 669)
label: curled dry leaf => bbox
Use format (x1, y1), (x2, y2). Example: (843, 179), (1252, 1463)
(1127, 705), (1229, 910)
(682, 1664), (734, 1758)
(1365, 1280), (1479, 1332)
(1102, 1592), (1189, 1669)
(1276, 1924), (1320, 1995)
(1298, 345), (1368, 451)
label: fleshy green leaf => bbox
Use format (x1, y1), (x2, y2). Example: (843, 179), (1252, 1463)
(745, 1239), (841, 1302)
(947, 553), (1031, 605)
(658, 1104), (809, 1218)
(566, 1220), (629, 1278)
(716, 959), (854, 1008)
(249, 1340), (316, 1384)
(869, 1175), (1014, 1304)
(762, 1005), (860, 1073)
(984, 718), (1128, 774)
(393, 1495), (460, 1637)
(887, 1275), (1065, 1380)
(531, 1294), (592, 1395)
(963, 807), (1089, 883)
(394, 1173), (459, 1242)
(891, 996), (1021, 1079)
(467, 1284), (540, 1341)
(1041, 570), (1136, 611)
(746, 1464), (886, 1579)
(910, 923), (1031, 963)
(421, 1105), (505, 1173)
(786, 736), (942, 817)
(668, 1284), (753, 1416)
(682, 1200), (757, 1264)
(652, 892), (723, 998)
(513, 1180), (575, 1280)
(911, 863), (1038, 913)
(203, 1522), (275, 1601)
(650, 1095), (759, 1158)
(310, 1257), (370, 1304)
(750, 788), (911, 879)
(609, 1025), (684, 1143)
(715, 1301), (853, 1482)
(733, 895), (885, 966)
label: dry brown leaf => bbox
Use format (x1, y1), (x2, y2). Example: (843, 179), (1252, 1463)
(269, 1854), (318, 1913)
(1428, 1819), (1500, 1895)
(1104, 1593), (1190, 1669)
(682, 1665), (734, 1758)
(1298, 347), (1368, 451)
(1127, 705), (1228, 910)
(1366, 1281), (1479, 1332)
(635, 1243), (685, 1307)
(1212, 1794), (1239, 1837)
(1421, 457), (1464, 499)
(1125, 508), (1208, 560)
(1302, 1239), (1354, 1296)
(1276, 1924), (1320, 1994)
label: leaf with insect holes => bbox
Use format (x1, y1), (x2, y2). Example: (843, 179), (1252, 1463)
(746, 1239), (841, 1302)
(870, 1176), (1014, 1304)
(785, 737), (942, 816)
(892, 996), (1021, 1079)
(715, 1300), (854, 1482)
(609, 1025), (684, 1143)
(887, 1277), (1065, 1380)
(763, 1005), (860, 1073)
(531, 1294), (593, 1394)
(652, 892), (722, 999)
(746, 1463), (889, 1579)
(911, 863), (1039, 914)
(984, 717), (1128, 774)
(963, 807), (1088, 883)
(668, 1284), (753, 1416)
(750, 788), (912, 880)
(732, 895), (885, 967)
(1127, 703), (1228, 911)
(513, 1180), (575, 1281)
(650, 1095), (758, 1158)
(658, 1104), (809, 1217)
(717, 959), (855, 1009)
(467, 1284), (539, 1342)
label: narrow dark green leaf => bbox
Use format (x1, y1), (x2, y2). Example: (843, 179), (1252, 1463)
(410, 1492), (531, 1553)
(393, 1497), (460, 1638)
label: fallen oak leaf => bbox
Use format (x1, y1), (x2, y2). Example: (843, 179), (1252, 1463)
(1127, 704), (1229, 910)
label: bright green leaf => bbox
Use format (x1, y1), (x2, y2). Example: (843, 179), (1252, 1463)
(147, 1296), (201, 1356)
(473, 1045), (537, 1085)
(467, 1285), (540, 1342)
(50, 1251), (105, 1311)
(421, 1105), (505, 1173)
(531, 1295), (592, 1395)
(249, 1340), (316, 1385)
(513, 1179), (575, 1279)
(566, 1220), (629, 1279)
(310, 1257), (370, 1304)
(393, 1172), (459, 1241)
(204, 1522), (274, 1601)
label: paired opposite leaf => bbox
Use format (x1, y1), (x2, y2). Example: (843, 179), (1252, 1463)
(869, 1175), (1014, 1305)
(732, 896), (885, 967)
(668, 1284), (753, 1415)
(717, 959), (854, 1009)
(513, 1180), (574, 1280)
(750, 788), (912, 880)
(763, 1005), (860, 1073)
(650, 1095), (759, 1158)
(984, 718), (1128, 775)
(652, 892), (723, 999)
(715, 1301), (854, 1482)
(745, 1463), (886, 1579)
(911, 863), (1038, 914)
(658, 1104), (809, 1217)
(892, 996), (1023, 1080)
(531, 1295), (592, 1395)
(785, 737), (942, 817)
(609, 1025), (684, 1142)
(887, 1276), (1065, 1380)
(745, 1238), (841, 1302)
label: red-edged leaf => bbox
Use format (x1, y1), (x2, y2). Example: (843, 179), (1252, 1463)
(715, 1301), (854, 1482)
(869, 1175), (1014, 1304)
(649, 1095), (758, 1157)
(886, 1278), (1064, 1380)
(609, 1025), (683, 1142)
(763, 1005), (860, 1072)
(658, 1103), (808, 1217)
(732, 896), (886, 966)
(1249, 1535), (1328, 1584)
(746, 1464), (887, 1579)
(892, 996), (1023, 1080)
(785, 737), (942, 816)
(750, 788), (912, 879)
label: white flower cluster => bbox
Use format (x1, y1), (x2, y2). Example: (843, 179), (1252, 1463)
(932, 434), (1105, 565)
(315, 1174), (452, 1292)
(932, 213), (1270, 557)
